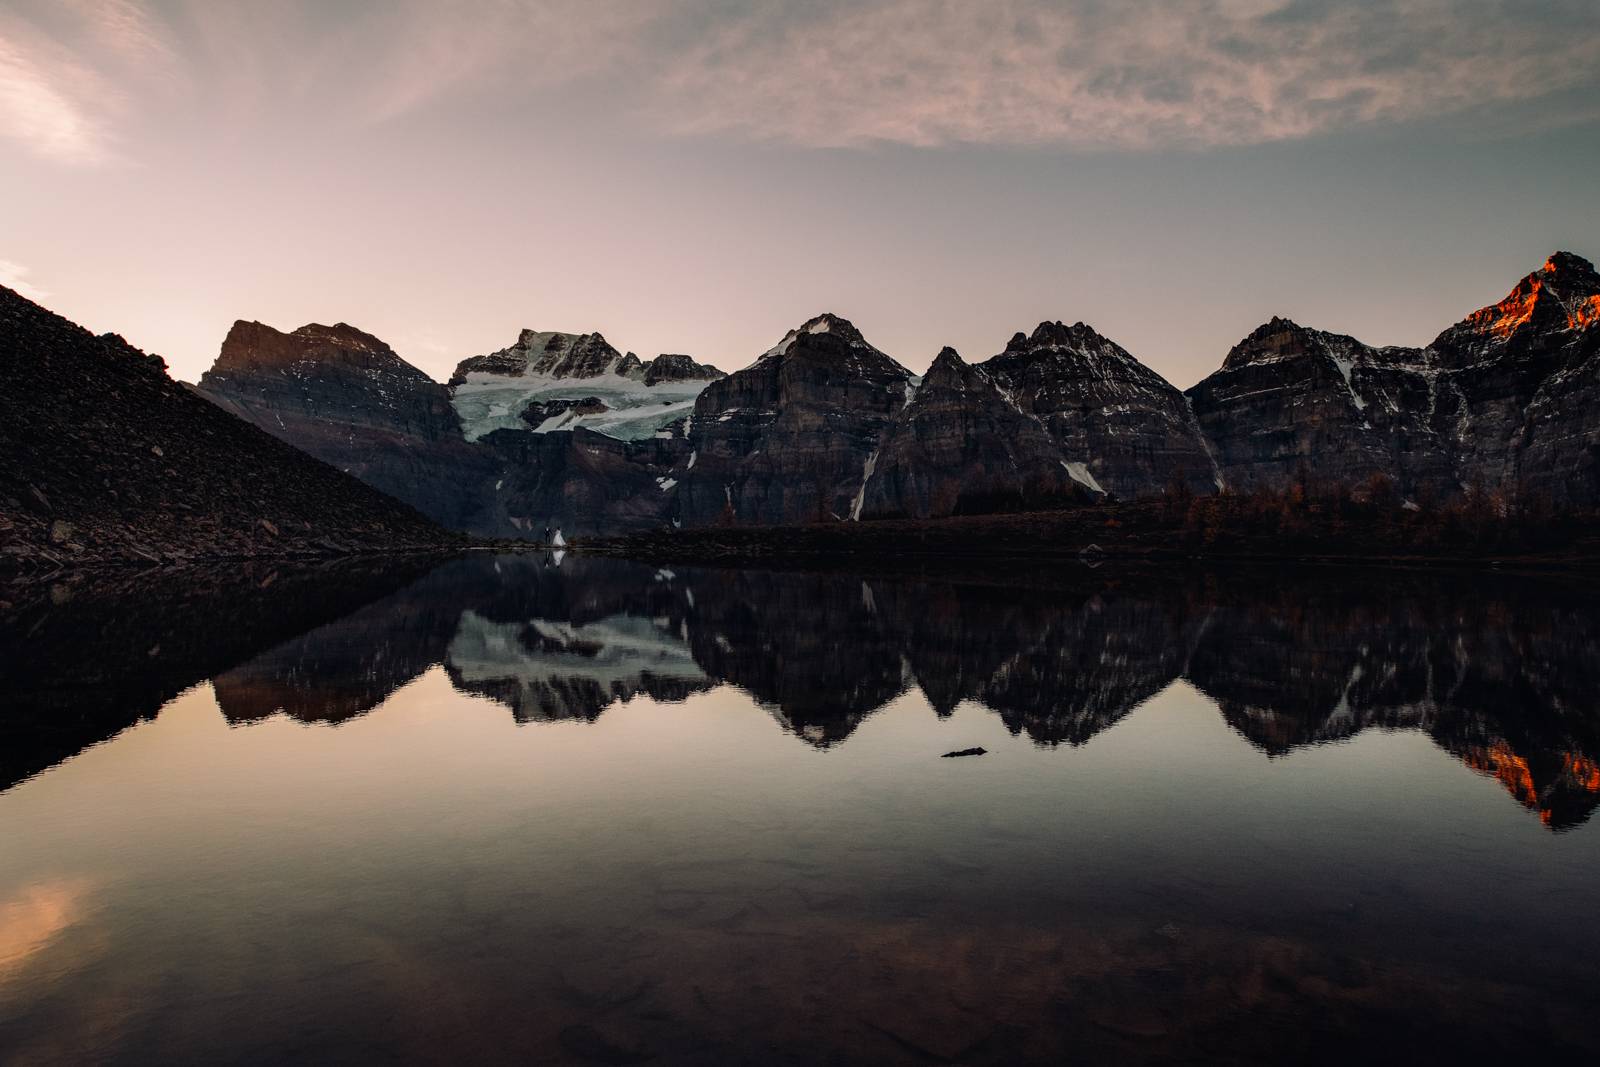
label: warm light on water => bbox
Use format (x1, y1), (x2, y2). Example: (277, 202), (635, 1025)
(1, 556), (1597, 1062)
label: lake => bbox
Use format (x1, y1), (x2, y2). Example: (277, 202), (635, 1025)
(2, 554), (1597, 1064)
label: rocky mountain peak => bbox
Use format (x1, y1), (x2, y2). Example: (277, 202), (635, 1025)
(797, 312), (866, 345)
(211, 319), (415, 378)
(449, 328), (625, 386)
(1431, 251), (1600, 365)
(1543, 250), (1596, 278)
(922, 346), (970, 387)
(642, 353), (724, 386)
(1023, 320), (1103, 350)
(759, 313), (876, 361)
(289, 322), (391, 354)
(1220, 317), (1318, 370)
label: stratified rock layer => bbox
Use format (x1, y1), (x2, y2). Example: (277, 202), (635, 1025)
(1186, 318), (1452, 498)
(858, 347), (1090, 519)
(981, 322), (1219, 497)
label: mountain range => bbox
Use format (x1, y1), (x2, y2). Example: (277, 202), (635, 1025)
(188, 251), (1600, 536)
(3, 251), (1597, 556)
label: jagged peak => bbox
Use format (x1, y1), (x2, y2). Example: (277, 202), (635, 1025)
(1218, 317), (1329, 370)
(1543, 250), (1596, 277)
(796, 312), (866, 344)
(995, 320), (1137, 362)
(918, 346), (971, 390)
(1443, 250), (1600, 350)
(758, 312), (874, 361)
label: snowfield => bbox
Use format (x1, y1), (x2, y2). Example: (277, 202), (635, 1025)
(451, 371), (711, 442)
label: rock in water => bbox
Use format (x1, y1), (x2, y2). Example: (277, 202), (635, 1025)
(941, 747), (988, 758)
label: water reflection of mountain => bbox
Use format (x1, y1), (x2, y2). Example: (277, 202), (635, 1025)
(4, 556), (1599, 828)
(445, 610), (707, 722)
(0, 557), (439, 789)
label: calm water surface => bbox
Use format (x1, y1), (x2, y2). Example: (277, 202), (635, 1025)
(1, 555), (1597, 1064)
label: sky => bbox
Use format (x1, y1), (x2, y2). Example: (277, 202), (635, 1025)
(3, 0), (1599, 387)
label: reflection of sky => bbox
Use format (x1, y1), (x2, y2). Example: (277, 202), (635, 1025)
(0, 673), (1597, 1058)
(1, 2), (1597, 391)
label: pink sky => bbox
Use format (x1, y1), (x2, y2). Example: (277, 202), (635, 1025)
(3, 1), (1598, 386)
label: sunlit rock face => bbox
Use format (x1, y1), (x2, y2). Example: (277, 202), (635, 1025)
(677, 314), (915, 526)
(857, 347), (1091, 520)
(448, 329), (722, 442)
(197, 320), (498, 531)
(980, 321), (1220, 498)
(1186, 252), (1600, 507)
(1426, 251), (1600, 506)
(1186, 318), (1453, 499)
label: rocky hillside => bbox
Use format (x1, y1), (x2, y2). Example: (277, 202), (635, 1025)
(0, 286), (454, 573)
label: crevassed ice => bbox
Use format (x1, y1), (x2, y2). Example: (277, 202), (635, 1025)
(451, 371), (710, 442)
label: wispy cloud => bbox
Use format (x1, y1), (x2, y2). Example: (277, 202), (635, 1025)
(2, 0), (1597, 163)
(0, 259), (51, 302)
(0, 0), (180, 164)
(649, 0), (1600, 149)
(0, 36), (110, 163)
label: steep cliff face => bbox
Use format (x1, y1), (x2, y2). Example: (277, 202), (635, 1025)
(1185, 318), (1453, 498)
(448, 329), (722, 441)
(981, 322), (1219, 498)
(857, 347), (1091, 519)
(197, 320), (496, 531)
(678, 314), (914, 526)
(1427, 251), (1600, 505)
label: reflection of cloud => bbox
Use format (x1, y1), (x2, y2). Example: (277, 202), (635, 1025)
(0, 259), (50, 302)
(4, 0), (1599, 161)
(0, 880), (89, 980)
